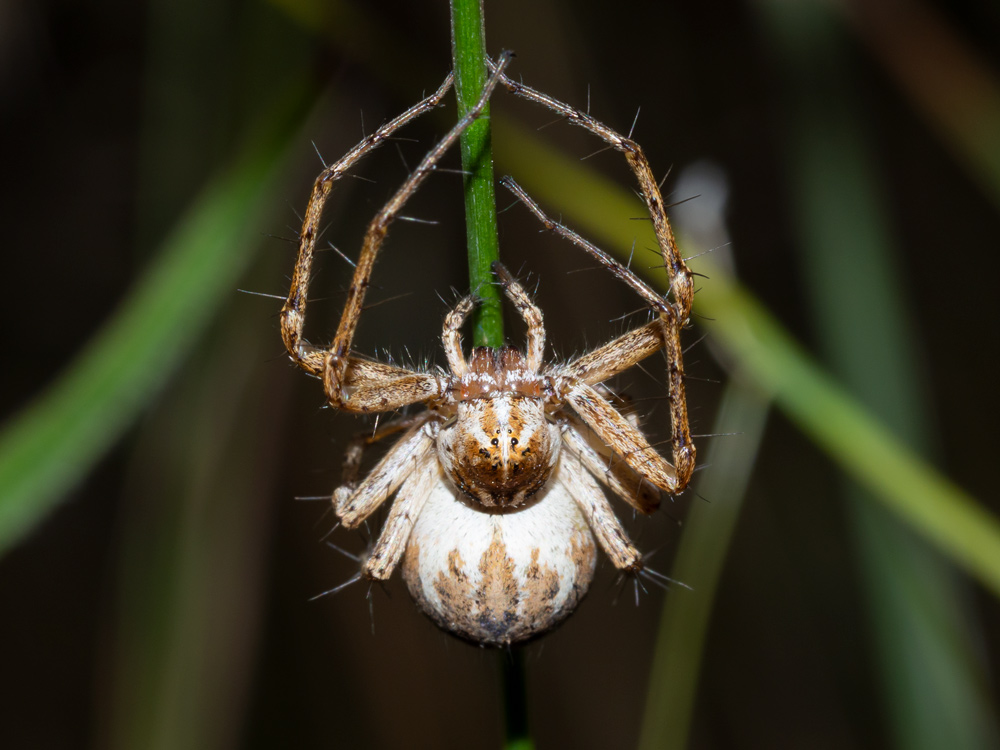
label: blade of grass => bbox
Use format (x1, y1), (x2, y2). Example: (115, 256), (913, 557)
(0, 81), (312, 555)
(105, 307), (288, 750)
(839, 0), (1000, 209)
(698, 269), (1000, 596)
(491, 116), (1000, 599)
(638, 376), (771, 750)
(100, 6), (308, 749)
(760, 2), (998, 745)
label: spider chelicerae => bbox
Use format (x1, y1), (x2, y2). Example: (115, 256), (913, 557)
(280, 52), (697, 647)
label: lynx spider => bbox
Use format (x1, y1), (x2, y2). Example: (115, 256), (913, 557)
(280, 53), (697, 646)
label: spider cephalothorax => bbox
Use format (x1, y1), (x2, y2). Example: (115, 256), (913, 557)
(439, 345), (561, 508)
(280, 53), (697, 646)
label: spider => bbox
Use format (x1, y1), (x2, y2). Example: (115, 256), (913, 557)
(280, 52), (697, 647)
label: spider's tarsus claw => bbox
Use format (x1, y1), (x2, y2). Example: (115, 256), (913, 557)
(490, 260), (513, 286)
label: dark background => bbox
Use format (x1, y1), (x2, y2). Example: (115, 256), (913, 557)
(1, 0), (998, 748)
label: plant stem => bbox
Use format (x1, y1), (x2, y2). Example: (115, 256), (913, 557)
(449, 13), (527, 746)
(501, 650), (532, 750)
(450, 0), (504, 348)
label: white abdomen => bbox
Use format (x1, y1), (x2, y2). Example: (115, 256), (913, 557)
(402, 468), (597, 646)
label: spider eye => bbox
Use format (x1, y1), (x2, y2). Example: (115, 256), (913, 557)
(490, 438), (499, 446)
(511, 438), (518, 446)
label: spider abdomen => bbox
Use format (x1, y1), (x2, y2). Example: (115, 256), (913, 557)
(402, 468), (596, 647)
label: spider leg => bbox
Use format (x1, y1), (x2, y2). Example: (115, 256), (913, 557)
(558, 377), (685, 495)
(559, 319), (663, 385)
(500, 176), (676, 318)
(362, 458), (439, 581)
(558, 450), (642, 572)
(334, 412), (436, 501)
(561, 417), (660, 514)
(330, 357), (448, 414)
(502, 177), (696, 492)
(281, 73), (455, 377)
(491, 262), (545, 372)
(555, 317), (695, 490)
(322, 52), (514, 408)
(336, 421), (435, 528)
(489, 69), (695, 320)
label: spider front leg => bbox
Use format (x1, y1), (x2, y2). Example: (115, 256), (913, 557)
(560, 316), (696, 492)
(557, 376), (684, 494)
(502, 176), (696, 492)
(325, 357), (447, 415)
(561, 416), (660, 514)
(281, 73), (454, 377)
(320, 52), (514, 409)
(490, 66), (695, 320)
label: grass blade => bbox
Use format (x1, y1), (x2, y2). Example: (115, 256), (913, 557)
(638, 378), (771, 750)
(0, 85), (310, 554)
(492, 116), (1000, 598)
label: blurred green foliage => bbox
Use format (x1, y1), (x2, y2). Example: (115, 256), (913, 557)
(0, 0), (997, 748)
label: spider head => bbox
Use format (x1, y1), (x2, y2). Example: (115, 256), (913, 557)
(439, 347), (561, 508)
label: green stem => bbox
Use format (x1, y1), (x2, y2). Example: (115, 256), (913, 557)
(500, 650), (532, 750)
(450, 0), (503, 348)
(449, 12), (525, 745)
